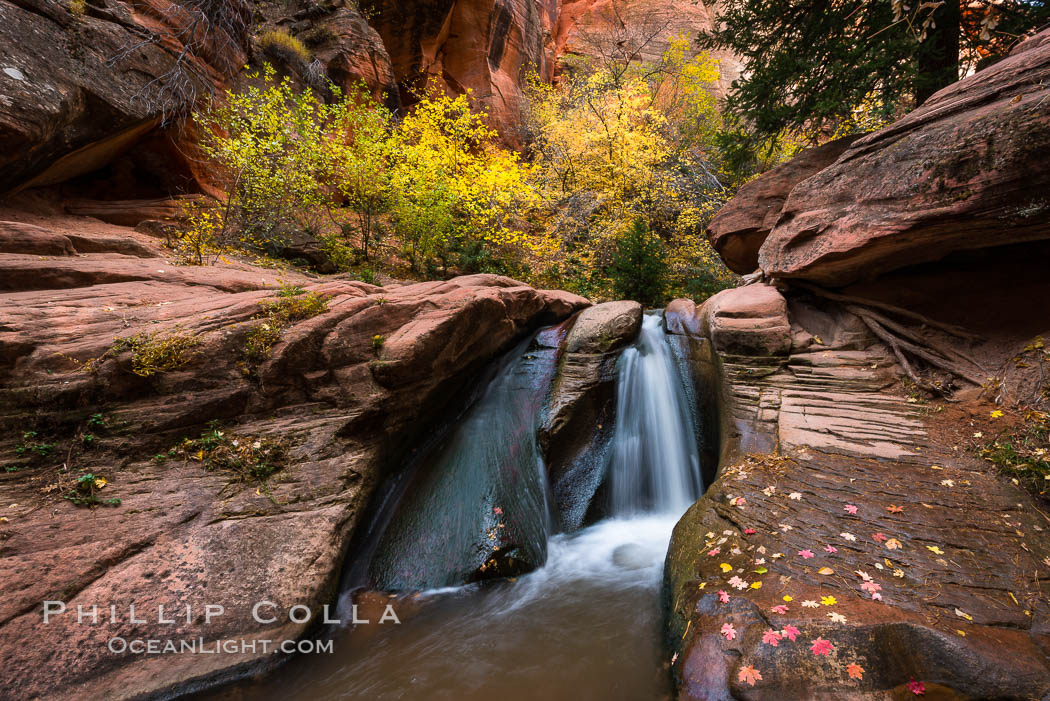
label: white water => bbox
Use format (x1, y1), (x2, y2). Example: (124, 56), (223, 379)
(200, 311), (702, 701)
(608, 313), (704, 516)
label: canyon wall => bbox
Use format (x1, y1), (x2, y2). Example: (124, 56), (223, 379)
(0, 0), (737, 195)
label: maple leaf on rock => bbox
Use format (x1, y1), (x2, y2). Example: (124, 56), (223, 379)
(873, 532), (888, 543)
(782, 624), (800, 641)
(738, 665), (762, 686)
(841, 532), (857, 541)
(721, 622), (737, 640)
(761, 629), (782, 646)
(810, 637), (835, 656)
(844, 504), (858, 514)
(861, 580), (882, 594)
(908, 678), (926, 695)
(718, 590), (730, 603)
(798, 549), (815, 559)
(801, 600), (820, 608)
(827, 611), (847, 623)
(824, 544), (838, 553)
(820, 595), (837, 606)
(847, 663), (865, 680)
(887, 505), (904, 514)
(770, 604), (788, 614)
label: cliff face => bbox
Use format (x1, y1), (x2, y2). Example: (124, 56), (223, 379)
(0, 0), (733, 195)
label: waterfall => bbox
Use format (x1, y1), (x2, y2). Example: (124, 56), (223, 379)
(607, 312), (703, 516)
(363, 327), (563, 591)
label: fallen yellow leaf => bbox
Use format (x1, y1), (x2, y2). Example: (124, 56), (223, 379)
(926, 545), (945, 555)
(720, 563), (733, 573)
(817, 567), (834, 575)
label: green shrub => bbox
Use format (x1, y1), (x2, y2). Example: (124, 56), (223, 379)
(607, 219), (667, 307)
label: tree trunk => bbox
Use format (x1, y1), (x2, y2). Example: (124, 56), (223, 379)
(915, 0), (961, 104)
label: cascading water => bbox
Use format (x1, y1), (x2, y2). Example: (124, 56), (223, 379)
(608, 313), (704, 516)
(199, 310), (710, 701)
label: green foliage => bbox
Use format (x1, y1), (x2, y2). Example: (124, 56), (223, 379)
(15, 431), (55, 463)
(171, 422), (287, 483)
(178, 64), (349, 265)
(243, 285), (329, 363)
(699, 0), (1049, 144)
(978, 410), (1050, 499)
(110, 329), (201, 377)
(607, 220), (667, 308)
(388, 89), (536, 275)
(65, 474), (121, 508)
(523, 34), (737, 303)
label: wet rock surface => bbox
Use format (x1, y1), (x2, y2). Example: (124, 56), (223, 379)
(663, 296), (1050, 698)
(540, 302), (642, 530)
(0, 212), (587, 701)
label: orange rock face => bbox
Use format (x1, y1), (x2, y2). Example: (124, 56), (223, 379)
(0, 0), (735, 193)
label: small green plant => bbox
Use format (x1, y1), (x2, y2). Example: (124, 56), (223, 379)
(15, 431), (55, 462)
(977, 409), (1050, 499)
(171, 422), (287, 483)
(87, 413), (107, 428)
(81, 433), (95, 446)
(371, 334), (385, 353)
(65, 473), (121, 508)
(277, 284), (306, 297)
(258, 30), (311, 65)
(69, 0), (86, 16)
(243, 286), (329, 363)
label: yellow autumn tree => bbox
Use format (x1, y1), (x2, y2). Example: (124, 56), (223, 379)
(389, 90), (537, 276)
(523, 36), (738, 302)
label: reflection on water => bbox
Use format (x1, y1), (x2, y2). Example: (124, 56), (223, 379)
(203, 516), (676, 701)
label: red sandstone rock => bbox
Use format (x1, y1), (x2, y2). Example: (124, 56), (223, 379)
(0, 214), (587, 701)
(697, 285), (792, 356)
(750, 28), (1050, 286)
(706, 135), (862, 274)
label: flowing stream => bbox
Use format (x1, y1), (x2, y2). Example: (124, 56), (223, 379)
(201, 312), (705, 701)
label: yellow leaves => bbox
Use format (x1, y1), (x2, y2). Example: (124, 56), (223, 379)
(990, 410), (1004, 418)
(926, 545), (945, 555)
(817, 567), (834, 575)
(750, 581), (762, 589)
(820, 595), (837, 606)
(720, 563), (733, 573)
(954, 608), (973, 621)
(884, 538), (902, 550)
(782, 595), (793, 602)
